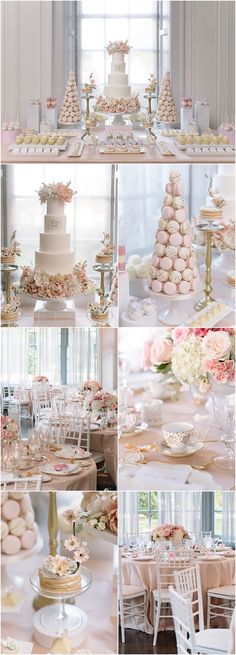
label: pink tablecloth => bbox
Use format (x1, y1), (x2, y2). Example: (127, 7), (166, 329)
(2, 556), (117, 654)
(122, 556), (235, 633)
(119, 389), (235, 490)
(90, 429), (117, 484)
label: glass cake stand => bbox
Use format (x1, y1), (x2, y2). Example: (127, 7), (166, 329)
(30, 566), (92, 649)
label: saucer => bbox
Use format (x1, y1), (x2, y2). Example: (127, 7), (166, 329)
(160, 441), (204, 458)
(119, 422), (148, 438)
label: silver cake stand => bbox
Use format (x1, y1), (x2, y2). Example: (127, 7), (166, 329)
(30, 565), (92, 649)
(145, 285), (201, 326)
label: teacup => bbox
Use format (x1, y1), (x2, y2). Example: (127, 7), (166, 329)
(162, 422), (194, 452)
(140, 400), (163, 427)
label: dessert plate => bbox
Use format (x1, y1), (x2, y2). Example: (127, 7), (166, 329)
(119, 422), (148, 438)
(41, 462), (81, 476)
(55, 447), (92, 459)
(160, 441), (204, 458)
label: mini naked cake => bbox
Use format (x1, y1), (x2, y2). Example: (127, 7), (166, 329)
(199, 206), (223, 222)
(39, 554), (81, 593)
(90, 302), (109, 323)
(95, 232), (114, 265)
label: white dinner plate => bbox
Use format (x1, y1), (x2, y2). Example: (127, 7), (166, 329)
(160, 441), (204, 458)
(55, 447), (92, 460)
(41, 462), (81, 476)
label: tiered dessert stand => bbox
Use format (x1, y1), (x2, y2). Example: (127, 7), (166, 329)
(1, 536), (43, 613)
(30, 566), (92, 649)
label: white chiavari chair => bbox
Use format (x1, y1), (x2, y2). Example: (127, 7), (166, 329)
(207, 585), (235, 628)
(81, 413), (105, 469)
(174, 563), (204, 631)
(1, 384), (14, 412)
(153, 548), (194, 646)
(169, 586), (230, 654)
(118, 546), (147, 644)
(1, 476), (42, 491)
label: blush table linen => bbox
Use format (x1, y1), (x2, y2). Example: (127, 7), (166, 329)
(121, 556), (235, 634)
(25, 453), (97, 491)
(119, 390), (235, 490)
(90, 428), (117, 484)
(1, 556), (117, 654)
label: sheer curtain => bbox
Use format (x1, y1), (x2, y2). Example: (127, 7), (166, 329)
(36, 328), (61, 384)
(1, 328), (29, 384)
(222, 493), (235, 545)
(67, 328), (98, 385)
(119, 492), (139, 545)
(5, 164), (113, 275)
(119, 164), (217, 257)
(158, 492), (202, 534)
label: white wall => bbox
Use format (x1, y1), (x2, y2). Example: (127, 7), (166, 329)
(171, 1), (235, 128)
(1, 1), (235, 127)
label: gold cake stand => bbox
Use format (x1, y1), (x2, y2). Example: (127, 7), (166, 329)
(194, 221), (225, 311)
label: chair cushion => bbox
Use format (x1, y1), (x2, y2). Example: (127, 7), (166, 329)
(153, 588), (170, 601)
(196, 628), (230, 653)
(122, 584), (146, 597)
(208, 585), (235, 598)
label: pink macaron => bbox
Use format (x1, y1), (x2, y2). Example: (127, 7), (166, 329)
(169, 233), (182, 247)
(162, 206), (173, 220)
(173, 181), (183, 196)
(152, 255), (159, 267)
(21, 529), (36, 550)
(174, 258), (186, 272)
(183, 235), (192, 247)
(160, 256), (172, 271)
(165, 182), (173, 194)
(157, 230), (169, 244)
(151, 279), (163, 293)
(179, 280), (190, 294)
(1, 534), (21, 555)
(163, 281), (177, 295)
(2, 500), (20, 521)
(175, 208), (186, 223)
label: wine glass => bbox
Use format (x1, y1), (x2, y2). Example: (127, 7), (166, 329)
(211, 391), (235, 469)
(28, 429), (41, 461)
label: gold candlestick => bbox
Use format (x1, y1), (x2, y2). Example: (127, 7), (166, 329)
(81, 94), (94, 140)
(33, 492), (58, 610)
(143, 93), (157, 139)
(194, 222), (224, 311)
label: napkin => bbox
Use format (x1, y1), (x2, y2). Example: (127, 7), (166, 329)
(120, 414), (137, 434)
(119, 462), (192, 490)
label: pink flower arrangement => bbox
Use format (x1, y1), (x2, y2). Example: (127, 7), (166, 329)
(143, 328), (235, 385)
(82, 380), (102, 393)
(106, 40), (131, 55)
(89, 390), (118, 414)
(19, 266), (80, 298)
(1, 415), (19, 440)
(33, 375), (49, 383)
(152, 524), (189, 543)
(37, 181), (76, 204)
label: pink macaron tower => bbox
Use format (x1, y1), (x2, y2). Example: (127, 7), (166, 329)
(1, 492), (39, 556)
(149, 170), (201, 296)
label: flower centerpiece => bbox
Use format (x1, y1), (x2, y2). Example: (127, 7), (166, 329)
(1, 231), (21, 265)
(106, 40), (131, 55)
(33, 375), (49, 383)
(88, 390), (118, 419)
(81, 380), (103, 394)
(152, 524), (189, 546)
(144, 328), (235, 389)
(1, 415), (19, 440)
(37, 181), (76, 204)
(80, 492), (118, 535)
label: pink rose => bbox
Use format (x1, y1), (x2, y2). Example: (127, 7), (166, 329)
(202, 330), (232, 361)
(149, 338), (172, 364)
(163, 528), (172, 537)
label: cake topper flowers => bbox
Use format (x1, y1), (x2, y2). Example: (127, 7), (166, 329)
(62, 511), (89, 567)
(1, 231), (21, 260)
(37, 181), (76, 204)
(106, 40), (131, 55)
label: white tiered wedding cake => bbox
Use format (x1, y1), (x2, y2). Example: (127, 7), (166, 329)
(95, 41), (140, 113)
(207, 164), (235, 222)
(35, 196), (75, 275)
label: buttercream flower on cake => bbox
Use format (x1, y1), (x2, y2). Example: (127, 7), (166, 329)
(37, 181), (76, 204)
(106, 40), (131, 55)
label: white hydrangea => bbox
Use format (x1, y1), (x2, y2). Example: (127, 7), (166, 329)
(171, 335), (203, 385)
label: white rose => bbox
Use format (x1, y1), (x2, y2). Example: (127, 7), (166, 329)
(202, 331), (231, 360)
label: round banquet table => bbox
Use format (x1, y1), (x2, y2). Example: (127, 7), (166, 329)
(121, 555), (235, 634)
(14, 452), (97, 491)
(90, 428), (117, 484)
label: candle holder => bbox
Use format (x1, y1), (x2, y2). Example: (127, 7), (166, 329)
(194, 222), (225, 311)
(93, 262), (113, 296)
(143, 93), (157, 139)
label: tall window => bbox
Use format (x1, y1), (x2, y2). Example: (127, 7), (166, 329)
(138, 491), (159, 532)
(66, 1), (169, 99)
(5, 164), (114, 276)
(0, 327), (99, 385)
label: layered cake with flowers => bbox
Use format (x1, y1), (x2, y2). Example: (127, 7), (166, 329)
(39, 526), (89, 594)
(95, 41), (140, 114)
(149, 170), (201, 296)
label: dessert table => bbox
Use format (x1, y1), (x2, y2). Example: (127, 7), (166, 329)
(1, 556), (117, 654)
(121, 554), (235, 634)
(119, 390), (235, 490)
(2, 130), (235, 164)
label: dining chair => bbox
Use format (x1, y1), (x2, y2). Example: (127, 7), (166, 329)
(1, 475), (42, 491)
(81, 414), (105, 470)
(153, 548), (194, 646)
(1, 384), (14, 412)
(174, 563), (204, 631)
(169, 586), (230, 654)
(118, 547), (147, 644)
(207, 585), (235, 628)
(33, 398), (51, 426)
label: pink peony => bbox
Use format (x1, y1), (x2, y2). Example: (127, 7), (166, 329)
(202, 330), (231, 361)
(149, 338), (172, 365)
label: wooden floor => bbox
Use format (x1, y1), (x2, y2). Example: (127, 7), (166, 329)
(119, 629), (177, 654)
